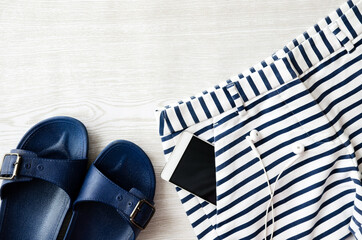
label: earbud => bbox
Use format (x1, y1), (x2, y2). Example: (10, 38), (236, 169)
(292, 143), (305, 154)
(249, 129), (260, 142)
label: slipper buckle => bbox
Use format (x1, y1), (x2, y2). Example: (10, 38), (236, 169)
(0, 153), (21, 180)
(130, 199), (155, 230)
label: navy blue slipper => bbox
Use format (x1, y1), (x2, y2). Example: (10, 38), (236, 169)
(64, 140), (156, 240)
(0, 116), (88, 240)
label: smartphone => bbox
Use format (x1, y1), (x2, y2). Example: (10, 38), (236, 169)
(161, 131), (216, 205)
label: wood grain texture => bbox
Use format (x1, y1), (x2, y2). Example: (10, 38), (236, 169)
(0, 0), (346, 239)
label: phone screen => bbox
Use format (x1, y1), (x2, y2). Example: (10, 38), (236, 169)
(169, 136), (216, 205)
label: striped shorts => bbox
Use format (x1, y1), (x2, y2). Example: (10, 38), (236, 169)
(155, 1), (362, 239)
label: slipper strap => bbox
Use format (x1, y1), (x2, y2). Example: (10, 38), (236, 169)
(73, 165), (155, 230)
(0, 149), (87, 200)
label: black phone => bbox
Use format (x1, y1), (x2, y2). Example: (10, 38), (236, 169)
(161, 132), (216, 205)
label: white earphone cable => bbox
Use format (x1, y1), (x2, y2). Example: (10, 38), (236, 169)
(246, 132), (302, 240)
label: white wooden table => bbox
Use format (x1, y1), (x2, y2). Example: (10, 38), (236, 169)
(0, 0), (346, 239)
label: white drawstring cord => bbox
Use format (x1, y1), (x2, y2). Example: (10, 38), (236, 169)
(246, 130), (303, 240)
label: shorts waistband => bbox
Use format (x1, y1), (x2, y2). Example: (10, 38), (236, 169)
(156, 0), (362, 137)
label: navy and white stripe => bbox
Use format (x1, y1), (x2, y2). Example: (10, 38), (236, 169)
(155, 0), (362, 239)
